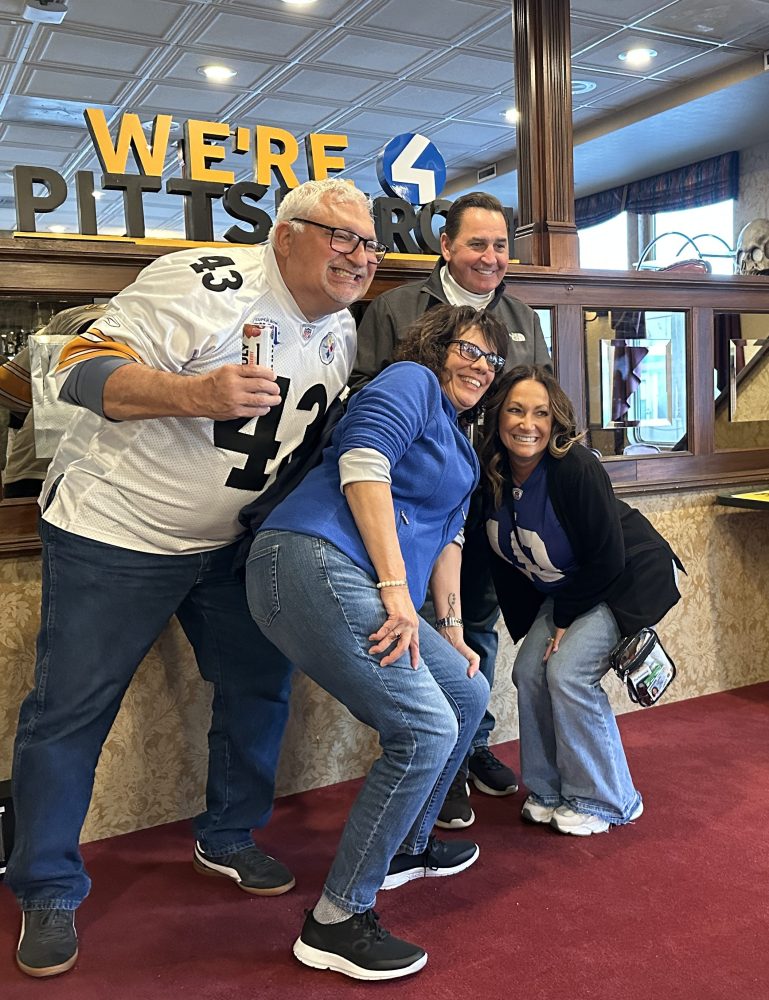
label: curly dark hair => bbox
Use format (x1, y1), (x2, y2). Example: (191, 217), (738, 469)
(479, 364), (586, 507)
(393, 304), (510, 424)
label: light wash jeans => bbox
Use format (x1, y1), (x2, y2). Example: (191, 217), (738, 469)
(513, 597), (642, 823)
(7, 521), (293, 911)
(246, 529), (489, 913)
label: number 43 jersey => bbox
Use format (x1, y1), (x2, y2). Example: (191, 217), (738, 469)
(41, 244), (357, 554)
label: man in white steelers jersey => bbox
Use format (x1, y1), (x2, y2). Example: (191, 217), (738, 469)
(7, 178), (385, 980)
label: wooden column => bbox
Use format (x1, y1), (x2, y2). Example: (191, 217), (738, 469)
(512, 0), (580, 268)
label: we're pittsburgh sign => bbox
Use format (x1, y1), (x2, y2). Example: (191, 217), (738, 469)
(11, 113), (471, 252)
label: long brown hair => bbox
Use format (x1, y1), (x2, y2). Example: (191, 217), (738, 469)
(480, 365), (585, 508)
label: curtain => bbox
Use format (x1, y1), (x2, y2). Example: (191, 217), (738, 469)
(576, 151), (739, 231)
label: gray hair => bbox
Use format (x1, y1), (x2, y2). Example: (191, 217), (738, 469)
(270, 179), (373, 247)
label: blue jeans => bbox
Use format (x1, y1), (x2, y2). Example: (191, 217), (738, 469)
(512, 597), (641, 823)
(246, 530), (489, 913)
(6, 521), (293, 911)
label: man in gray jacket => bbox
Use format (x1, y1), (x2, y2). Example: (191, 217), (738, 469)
(353, 192), (551, 828)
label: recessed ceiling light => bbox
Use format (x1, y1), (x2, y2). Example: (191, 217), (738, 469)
(92, 191), (104, 200)
(618, 47), (657, 68)
(572, 80), (597, 95)
(281, 0), (317, 5)
(198, 64), (237, 82)
(141, 119), (181, 134)
(502, 107), (519, 124)
(48, 224), (68, 233)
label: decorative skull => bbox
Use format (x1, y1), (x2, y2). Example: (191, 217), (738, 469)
(735, 219), (769, 275)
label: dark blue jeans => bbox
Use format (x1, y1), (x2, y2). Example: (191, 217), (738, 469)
(6, 521), (293, 911)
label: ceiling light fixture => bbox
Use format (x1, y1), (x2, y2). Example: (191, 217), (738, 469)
(281, 0), (317, 6)
(47, 224), (68, 233)
(618, 47), (658, 68)
(503, 108), (519, 124)
(572, 80), (597, 95)
(198, 65), (237, 82)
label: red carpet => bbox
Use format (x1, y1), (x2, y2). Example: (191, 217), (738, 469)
(3, 683), (769, 999)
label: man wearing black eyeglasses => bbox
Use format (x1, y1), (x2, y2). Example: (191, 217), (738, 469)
(353, 191), (551, 831)
(7, 178), (382, 980)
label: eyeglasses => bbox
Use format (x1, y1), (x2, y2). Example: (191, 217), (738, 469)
(291, 217), (388, 264)
(448, 339), (506, 373)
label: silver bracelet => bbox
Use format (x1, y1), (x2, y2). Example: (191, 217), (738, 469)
(376, 579), (408, 589)
(436, 616), (464, 629)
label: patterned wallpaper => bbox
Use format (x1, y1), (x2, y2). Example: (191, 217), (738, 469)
(1, 489), (768, 843)
(736, 139), (769, 240)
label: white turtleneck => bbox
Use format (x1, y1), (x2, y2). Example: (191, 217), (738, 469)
(440, 264), (495, 309)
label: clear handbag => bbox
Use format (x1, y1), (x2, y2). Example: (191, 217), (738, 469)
(609, 627), (676, 707)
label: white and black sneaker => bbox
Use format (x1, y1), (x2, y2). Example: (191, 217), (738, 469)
(293, 909), (427, 981)
(193, 841), (295, 895)
(382, 835), (479, 890)
(17, 909), (78, 978)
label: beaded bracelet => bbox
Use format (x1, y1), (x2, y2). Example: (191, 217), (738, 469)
(376, 579), (408, 589)
(436, 616), (464, 629)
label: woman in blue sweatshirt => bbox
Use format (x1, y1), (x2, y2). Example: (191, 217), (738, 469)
(246, 304), (508, 981)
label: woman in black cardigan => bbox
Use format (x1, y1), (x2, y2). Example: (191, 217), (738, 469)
(479, 365), (683, 836)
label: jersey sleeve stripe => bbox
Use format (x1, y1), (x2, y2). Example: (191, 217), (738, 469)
(55, 335), (146, 372)
(0, 361), (33, 411)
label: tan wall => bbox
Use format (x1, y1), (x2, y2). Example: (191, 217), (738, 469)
(2, 488), (768, 843)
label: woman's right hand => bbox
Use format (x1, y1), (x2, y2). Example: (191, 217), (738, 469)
(368, 587), (420, 669)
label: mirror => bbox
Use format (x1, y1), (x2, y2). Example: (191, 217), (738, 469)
(1, 295), (102, 503)
(715, 313), (769, 449)
(584, 308), (688, 457)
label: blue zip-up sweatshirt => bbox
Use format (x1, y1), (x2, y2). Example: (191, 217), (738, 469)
(260, 362), (478, 607)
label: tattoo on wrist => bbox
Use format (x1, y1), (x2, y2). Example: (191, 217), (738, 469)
(447, 592), (457, 617)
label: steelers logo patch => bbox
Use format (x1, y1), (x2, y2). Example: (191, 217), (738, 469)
(319, 332), (336, 365)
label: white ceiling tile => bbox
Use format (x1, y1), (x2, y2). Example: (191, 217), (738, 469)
(421, 52), (514, 91)
(314, 32), (435, 75)
(273, 67), (382, 103)
(139, 82), (240, 118)
(239, 95), (340, 128)
(362, 0), (495, 43)
(570, 1), (661, 22)
(431, 120), (510, 149)
(64, 0), (186, 36)
(375, 82), (474, 116)
(36, 31), (155, 75)
(195, 10), (319, 58)
(638, 0), (769, 45)
(0, 22), (19, 57)
(1, 122), (83, 148)
(22, 67), (129, 104)
(335, 108), (432, 137)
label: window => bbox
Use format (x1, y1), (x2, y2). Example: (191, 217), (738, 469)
(578, 213), (628, 270)
(647, 200), (735, 275)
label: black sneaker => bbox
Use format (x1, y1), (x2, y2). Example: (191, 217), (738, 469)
(469, 746), (519, 796)
(382, 835), (479, 890)
(435, 771), (475, 829)
(293, 908), (427, 981)
(193, 841), (295, 895)
(17, 909), (78, 978)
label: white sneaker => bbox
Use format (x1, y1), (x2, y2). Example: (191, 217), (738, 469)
(520, 795), (557, 824)
(550, 799), (644, 836)
(550, 806), (610, 836)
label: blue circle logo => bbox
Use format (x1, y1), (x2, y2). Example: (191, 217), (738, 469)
(377, 133), (447, 206)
